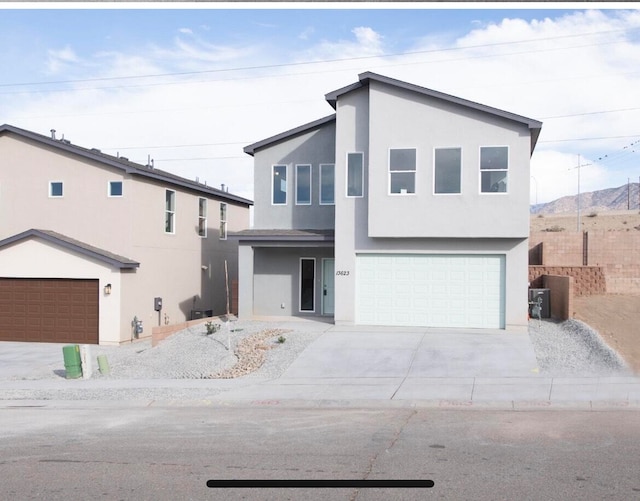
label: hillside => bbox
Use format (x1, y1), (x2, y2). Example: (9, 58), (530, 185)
(530, 210), (640, 232)
(532, 182), (640, 215)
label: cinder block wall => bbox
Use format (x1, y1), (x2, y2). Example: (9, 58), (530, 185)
(529, 266), (606, 297)
(529, 231), (640, 294)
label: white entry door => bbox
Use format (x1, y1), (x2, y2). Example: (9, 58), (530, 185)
(322, 258), (335, 316)
(356, 254), (505, 328)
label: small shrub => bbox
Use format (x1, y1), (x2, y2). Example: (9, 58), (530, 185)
(537, 214), (544, 218)
(545, 225), (565, 232)
(586, 211), (598, 218)
(205, 321), (220, 335)
(277, 336), (286, 344)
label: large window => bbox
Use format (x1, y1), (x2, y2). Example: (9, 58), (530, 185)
(49, 181), (64, 198)
(320, 164), (335, 205)
(272, 165), (287, 204)
(198, 198), (207, 237)
(434, 148), (462, 194)
(296, 164), (311, 205)
(389, 148), (416, 194)
(347, 153), (364, 197)
(219, 202), (227, 240)
(480, 146), (509, 193)
(165, 189), (176, 234)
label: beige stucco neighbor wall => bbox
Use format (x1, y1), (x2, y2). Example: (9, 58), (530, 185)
(0, 238), (122, 345)
(0, 133), (250, 342)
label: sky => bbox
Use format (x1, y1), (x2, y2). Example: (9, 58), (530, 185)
(2, 5), (640, 205)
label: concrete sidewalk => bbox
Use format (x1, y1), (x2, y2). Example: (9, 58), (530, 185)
(1, 323), (639, 409)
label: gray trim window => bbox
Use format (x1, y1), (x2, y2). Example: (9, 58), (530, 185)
(299, 257), (316, 312)
(434, 148), (462, 194)
(49, 181), (64, 198)
(320, 164), (335, 205)
(347, 152), (364, 198)
(389, 148), (416, 194)
(198, 198), (207, 237)
(219, 202), (227, 240)
(165, 189), (176, 234)
(295, 164), (312, 205)
(480, 146), (509, 193)
(272, 165), (287, 205)
(108, 181), (123, 197)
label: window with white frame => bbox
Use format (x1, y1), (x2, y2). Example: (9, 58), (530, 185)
(480, 146), (509, 193)
(346, 153), (364, 197)
(198, 198), (207, 237)
(272, 165), (287, 204)
(319, 164), (335, 205)
(165, 189), (176, 233)
(219, 202), (227, 240)
(434, 148), (462, 194)
(108, 181), (123, 197)
(389, 148), (416, 194)
(49, 181), (64, 197)
(296, 164), (312, 205)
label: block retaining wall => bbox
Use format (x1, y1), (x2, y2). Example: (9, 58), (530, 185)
(529, 266), (606, 297)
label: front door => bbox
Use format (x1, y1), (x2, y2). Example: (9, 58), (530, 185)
(322, 258), (335, 316)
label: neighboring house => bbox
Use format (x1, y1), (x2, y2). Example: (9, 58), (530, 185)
(235, 72), (542, 330)
(0, 124), (252, 345)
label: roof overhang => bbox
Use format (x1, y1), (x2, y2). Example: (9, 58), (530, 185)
(230, 229), (335, 245)
(0, 229), (140, 269)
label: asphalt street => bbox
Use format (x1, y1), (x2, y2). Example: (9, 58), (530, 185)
(1, 404), (639, 500)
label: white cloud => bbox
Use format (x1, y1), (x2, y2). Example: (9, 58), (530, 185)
(46, 46), (79, 74)
(178, 28), (194, 35)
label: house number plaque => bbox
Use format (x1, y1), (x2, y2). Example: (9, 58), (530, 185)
(335, 270), (350, 276)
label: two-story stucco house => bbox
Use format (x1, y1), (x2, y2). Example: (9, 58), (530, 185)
(0, 124), (252, 345)
(236, 72), (542, 331)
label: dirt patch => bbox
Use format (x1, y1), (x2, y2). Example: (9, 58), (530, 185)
(531, 210), (640, 233)
(572, 294), (640, 374)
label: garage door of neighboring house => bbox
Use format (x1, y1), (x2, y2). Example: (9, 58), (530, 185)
(0, 278), (99, 344)
(356, 254), (505, 329)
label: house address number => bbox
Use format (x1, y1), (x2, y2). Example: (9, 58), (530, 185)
(336, 270), (350, 276)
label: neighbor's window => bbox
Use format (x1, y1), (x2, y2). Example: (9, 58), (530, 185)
(296, 164), (312, 205)
(165, 189), (176, 233)
(320, 164), (335, 205)
(347, 153), (364, 197)
(49, 181), (64, 197)
(272, 165), (287, 205)
(219, 202), (227, 240)
(480, 146), (509, 193)
(198, 198), (207, 237)
(434, 148), (462, 194)
(389, 148), (416, 194)
(108, 181), (123, 197)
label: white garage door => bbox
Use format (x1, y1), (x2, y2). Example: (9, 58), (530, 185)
(356, 254), (505, 329)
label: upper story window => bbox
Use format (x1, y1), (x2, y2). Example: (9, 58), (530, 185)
(49, 181), (64, 198)
(219, 202), (227, 240)
(295, 164), (312, 205)
(272, 165), (287, 205)
(434, 148), (462, 194)
(165, 189), (176, 234)
(480, 146), (509, 193)
(198, 198), (207, 237)
(346, 152), (364, 198)
(108, 181), (123, 197)
(320, 164), (335, 205)
(389, 148), (416, 195)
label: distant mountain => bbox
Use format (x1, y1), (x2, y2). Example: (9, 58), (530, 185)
(531, 183), (640, 214)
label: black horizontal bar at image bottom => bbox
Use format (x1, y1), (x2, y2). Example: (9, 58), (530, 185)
(206, 479), (434, 489)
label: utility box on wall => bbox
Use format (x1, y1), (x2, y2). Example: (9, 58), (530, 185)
(529, 288), (550, 318)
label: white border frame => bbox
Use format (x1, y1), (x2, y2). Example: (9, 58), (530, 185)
(198, 197), (208, 238)
(319, 163), (335, 206)
(49, 180), (64, 198)
(165, 189), (176, 234)
(219, 202), (227, 241)
(388, 147), (417, 196)
(107, 180), (123, 198)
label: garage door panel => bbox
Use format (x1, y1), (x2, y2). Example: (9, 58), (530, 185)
(356, 254), (505, 329)
(0, 278), (99, 344)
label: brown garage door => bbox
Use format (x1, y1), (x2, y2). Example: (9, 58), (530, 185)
(0, 278), (98, 344)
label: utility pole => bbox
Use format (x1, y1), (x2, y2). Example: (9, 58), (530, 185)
(571, 155), (591, 232)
